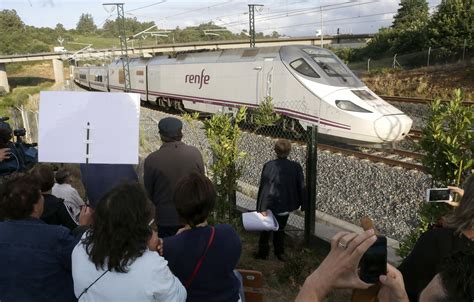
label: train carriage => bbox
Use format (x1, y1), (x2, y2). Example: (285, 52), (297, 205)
(87, 66), (108, 92)
(73, 45), (413, 145)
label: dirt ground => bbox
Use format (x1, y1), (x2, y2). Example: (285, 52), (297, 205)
(361, 63), (474, 101)
(237, 226), (352, 302)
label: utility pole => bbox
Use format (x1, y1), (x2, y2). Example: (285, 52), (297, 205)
(320, 6), (323, 48)
(248, 4), (263, 48)
(103, 2), (131, 91)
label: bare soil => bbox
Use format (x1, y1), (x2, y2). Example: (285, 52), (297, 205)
(361, 63), (474, 101)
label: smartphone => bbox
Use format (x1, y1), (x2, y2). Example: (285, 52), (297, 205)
(359, 235), (387, 283)
(426, 188), (452, 202)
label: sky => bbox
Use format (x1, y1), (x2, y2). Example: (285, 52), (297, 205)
(1, 0), (442, 37)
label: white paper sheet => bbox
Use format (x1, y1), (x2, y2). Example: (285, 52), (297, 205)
(242, 210), (279, 231)
(38, 91), (140, 164)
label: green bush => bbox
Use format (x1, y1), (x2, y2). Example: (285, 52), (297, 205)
(398, 89), (473, 258)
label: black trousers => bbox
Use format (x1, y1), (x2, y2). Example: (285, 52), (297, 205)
(158, 225), (183, 238)
(258, 214), (289, 256)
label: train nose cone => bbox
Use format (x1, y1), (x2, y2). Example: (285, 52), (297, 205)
(374, 114), (413, 142)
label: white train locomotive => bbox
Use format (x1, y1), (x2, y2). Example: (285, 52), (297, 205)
(73, 45), (412, 145)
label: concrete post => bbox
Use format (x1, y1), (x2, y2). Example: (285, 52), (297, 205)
(52, 59), (65, 84)
(0, 63), (10, 93)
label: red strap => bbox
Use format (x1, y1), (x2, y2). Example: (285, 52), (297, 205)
(185, 226), (215, 288)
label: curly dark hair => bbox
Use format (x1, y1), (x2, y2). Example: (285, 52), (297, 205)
(439, 250), (474, 301)
(174, 173), (216, 227)
(0, 174), (41, 220)
(82, 182), (155, 273)
(30, 164), (55, 192)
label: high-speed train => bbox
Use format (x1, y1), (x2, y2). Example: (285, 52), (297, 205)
(73, 45), (412, 145)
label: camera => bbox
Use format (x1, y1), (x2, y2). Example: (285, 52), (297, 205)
(0, 117), (38, 176)
(13, 128), (26, 138)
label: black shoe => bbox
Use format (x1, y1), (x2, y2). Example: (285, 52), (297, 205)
(253, 252), (268, 260)
(275, 254), (286, 262)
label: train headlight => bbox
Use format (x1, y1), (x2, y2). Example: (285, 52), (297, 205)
(335, 100), (372, 113)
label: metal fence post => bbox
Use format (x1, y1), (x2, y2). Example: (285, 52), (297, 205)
(367, 58), (371, 73)
(304, 126), (317, 246)
(427, 47), (431, 67)
(462, 39), (467, 62)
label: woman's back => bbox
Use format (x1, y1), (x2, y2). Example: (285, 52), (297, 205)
(398, 227), (474, 301)
(73, 237), (186, 301)
(163, 224), (241, 302)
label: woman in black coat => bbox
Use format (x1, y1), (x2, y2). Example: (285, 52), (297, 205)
(254, 139), (305, 261)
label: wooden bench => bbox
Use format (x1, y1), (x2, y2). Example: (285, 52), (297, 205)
(237, 269), (263, 302)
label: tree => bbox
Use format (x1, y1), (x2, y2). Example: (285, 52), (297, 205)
(0, 9), (24, 32)
(76, 13), (97, 34)
(419, 89), (473, 184)
(391, 0), (429, 53)
(55, 23), (66, 35)
(428, 0), (473, 53)
(204, 107), (247, 220)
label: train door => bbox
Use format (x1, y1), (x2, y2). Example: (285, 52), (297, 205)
(259, 58), (274, 105)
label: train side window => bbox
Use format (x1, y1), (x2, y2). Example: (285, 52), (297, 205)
(290, 59), (320, 78)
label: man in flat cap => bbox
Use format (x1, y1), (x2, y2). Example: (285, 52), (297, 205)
(144, 117), (204, 237)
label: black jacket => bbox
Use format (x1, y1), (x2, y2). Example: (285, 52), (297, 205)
(144, 141), (204, 226)
(41, 194), (78, 231)
(398, 227), (474, 301)
(256, 158), (305, 214)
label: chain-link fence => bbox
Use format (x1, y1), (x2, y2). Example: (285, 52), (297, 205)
(348, 44), (473, 73)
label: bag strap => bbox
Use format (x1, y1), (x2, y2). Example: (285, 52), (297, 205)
(185, 226), (215, 288)
(78, 269), (109, 299)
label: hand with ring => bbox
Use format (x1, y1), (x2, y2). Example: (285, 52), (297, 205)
(296, 229), (377, 302)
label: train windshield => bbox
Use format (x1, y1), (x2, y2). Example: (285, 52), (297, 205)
(302, 48), (350, 80)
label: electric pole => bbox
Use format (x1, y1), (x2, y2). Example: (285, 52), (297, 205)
(248, 4), (263, 48)
(103, 2), (131, 91)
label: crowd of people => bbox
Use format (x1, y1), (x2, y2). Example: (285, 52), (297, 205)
(0, 115), (473, 301)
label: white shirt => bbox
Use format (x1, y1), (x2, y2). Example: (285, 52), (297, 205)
(52, 183), (85, 208)
(72, 241), (187, 302)
(52, 183), (85, 221)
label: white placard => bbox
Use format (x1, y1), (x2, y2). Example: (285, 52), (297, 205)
(39, 91), (140, 164)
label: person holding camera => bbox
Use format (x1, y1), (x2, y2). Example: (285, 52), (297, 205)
(297, 228), (474, 301)
(0, 117), (37, 178)
(0, 174), (94, 301)
(398, 174), (474, 301)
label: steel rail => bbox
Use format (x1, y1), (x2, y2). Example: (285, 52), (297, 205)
(318, 143), (427, 173)
(382, 95), (474, 106)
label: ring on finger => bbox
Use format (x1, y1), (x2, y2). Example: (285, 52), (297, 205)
(337, 241), (347, 249)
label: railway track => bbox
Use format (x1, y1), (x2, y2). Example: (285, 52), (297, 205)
(318, 144), (426, 173)
(382, 95), (474, 105)
(72, 82), (427, 172)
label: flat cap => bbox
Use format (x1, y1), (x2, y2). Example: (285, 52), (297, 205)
(158, 117), (183, 138)
(55, 169), (70, 183)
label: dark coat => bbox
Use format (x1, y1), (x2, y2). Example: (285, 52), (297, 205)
(0, 218), (79, 301)
(80, 163), (138, 207)
(41, 194), (78, 231)
(398, 227), (474, 301)
(144, 141), (204, 226)
(256, 158), (305, 214)
(163, 224), (241, 302)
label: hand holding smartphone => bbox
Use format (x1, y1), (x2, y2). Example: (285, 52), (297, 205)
(426, 188), (453, 203)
